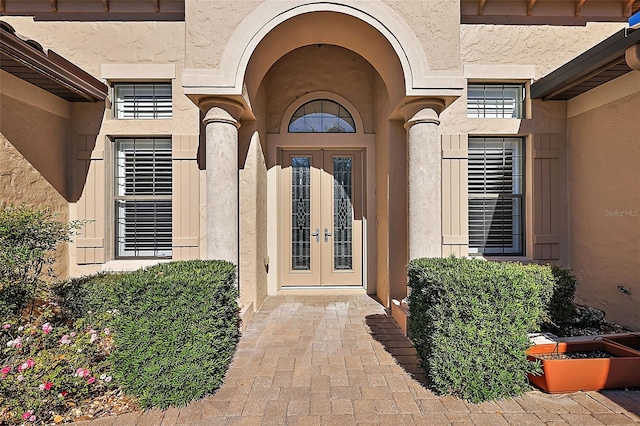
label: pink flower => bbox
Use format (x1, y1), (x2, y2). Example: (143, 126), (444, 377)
(87, 376), (96, 384)
(29, 415), (36, 422)
(39, 383), (45, 390)
(103, 328), (111, 335)
(75, 368), (90, 378)
(60, 390), (68, 397)
(17, 374), (24, 381)
(22, 411), (31, 420)
(26, 358), (34, 368)
(7, 336), (23, 348)
(70, 332), (76, 337)
(1, 366), (10, 376)
(40, 381), (53, 391)
(2, 324), (10, 329)
(18, 363), (27, 372)
(42, 323), (52, 334)
(59, 334), (72, 344)
(104, 376), (112, 383)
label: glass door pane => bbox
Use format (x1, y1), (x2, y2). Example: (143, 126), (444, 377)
(291, 157), (311, 270)
(333, 157), (353, 270)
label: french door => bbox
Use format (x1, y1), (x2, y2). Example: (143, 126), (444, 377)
(280, 149), (363, 286)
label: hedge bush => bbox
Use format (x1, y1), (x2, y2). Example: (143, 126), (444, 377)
(0, 204), (84, 317)
(49, 272), (123, 320)
(542, 266), (578, 335)
(108, 260), (239, 409)
(407, 257), (555, 403)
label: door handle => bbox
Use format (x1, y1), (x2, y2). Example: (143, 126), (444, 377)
(324, 228), (332, 243)
(311, 228), (320, 243)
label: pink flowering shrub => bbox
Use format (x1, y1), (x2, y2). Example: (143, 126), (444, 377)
(0, 311), (117, 424)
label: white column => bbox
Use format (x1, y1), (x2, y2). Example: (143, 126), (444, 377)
(401, 100), (444, 260)
(201, 99), (243, 264)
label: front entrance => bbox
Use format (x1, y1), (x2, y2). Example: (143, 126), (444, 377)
(280, 149), (363, 286)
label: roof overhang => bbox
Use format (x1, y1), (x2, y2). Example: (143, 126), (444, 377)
(462, 0), (640, 25)
(0, 0), (184, 21)
(531, 27), (640, 100)
(0, 21), (107, 102)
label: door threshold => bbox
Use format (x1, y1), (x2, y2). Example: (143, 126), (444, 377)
(277, 286), (366, 295)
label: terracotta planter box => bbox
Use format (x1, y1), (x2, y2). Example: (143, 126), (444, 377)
(603, 333), (640, 351)
(527, 341), (640, 393)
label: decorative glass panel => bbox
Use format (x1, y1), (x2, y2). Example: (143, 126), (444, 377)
(289, 99), (355, 133)
(333, 157), (353, 270)
(291, 157), (311, 270)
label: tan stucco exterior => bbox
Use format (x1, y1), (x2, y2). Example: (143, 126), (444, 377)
(566, 73), (640, 330)
(1, 0), (638, 329)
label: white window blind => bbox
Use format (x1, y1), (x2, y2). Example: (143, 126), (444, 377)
(114, 138), (172, 258)
(468, 137), (524, 255)
(467, 84), (524, 119)
(113, 83), (172, 119)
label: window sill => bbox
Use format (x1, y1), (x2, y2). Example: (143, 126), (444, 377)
(101, 258), (171, 273)
(475, 255), (535, 264)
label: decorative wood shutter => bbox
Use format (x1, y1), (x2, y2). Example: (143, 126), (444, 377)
(441, 134), (469, 257)
(532, 133), (565, 263)
(74, 134), (106, 265)
(171, 135), (200, 260)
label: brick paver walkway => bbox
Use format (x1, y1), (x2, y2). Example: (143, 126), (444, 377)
(78, 295), (640, 425)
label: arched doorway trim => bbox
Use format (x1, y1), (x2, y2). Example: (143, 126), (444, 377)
(280, 91), (365, 135)
(212, 0), (430, 94)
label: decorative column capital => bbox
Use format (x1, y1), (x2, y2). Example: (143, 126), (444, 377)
(200, 97), (244, 128)
(400, 98), (445, 129)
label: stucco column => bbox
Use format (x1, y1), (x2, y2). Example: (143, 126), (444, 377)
(201, 98), (244, 264)
(401, 99), (445, 260)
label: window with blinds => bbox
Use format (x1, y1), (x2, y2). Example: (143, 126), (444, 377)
(468, 137), (524, 255)
(114, 138), (172, 258)
(113, 83), (172, 119)
(467, 83), (525, 119)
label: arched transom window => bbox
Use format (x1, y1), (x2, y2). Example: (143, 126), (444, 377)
(288, 99), (356, 133)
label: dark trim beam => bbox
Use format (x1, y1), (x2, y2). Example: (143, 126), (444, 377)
(0, 24), (107, 102)
(531, 28), (640, 100)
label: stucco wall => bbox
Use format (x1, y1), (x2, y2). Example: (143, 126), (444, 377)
(239, 79), (269, 312)
(382, 0), (460, 71)
(567, 90), (640, 330)
(185, 0), (261, 69)
(460, 22), (624, 78)
(265, 45), (375, 134)
(0, 91), (71, 277)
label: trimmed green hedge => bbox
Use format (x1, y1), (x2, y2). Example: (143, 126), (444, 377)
(407, 257), (554, 403)
(108, 260), (239, 409)
(50, 272), (122, 319)
(543, 266), (578, 335)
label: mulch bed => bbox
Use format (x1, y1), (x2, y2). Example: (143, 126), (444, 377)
(535, 350), (616, 360)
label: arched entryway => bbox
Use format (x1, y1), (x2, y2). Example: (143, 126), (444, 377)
(185, 1), (463, 313)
